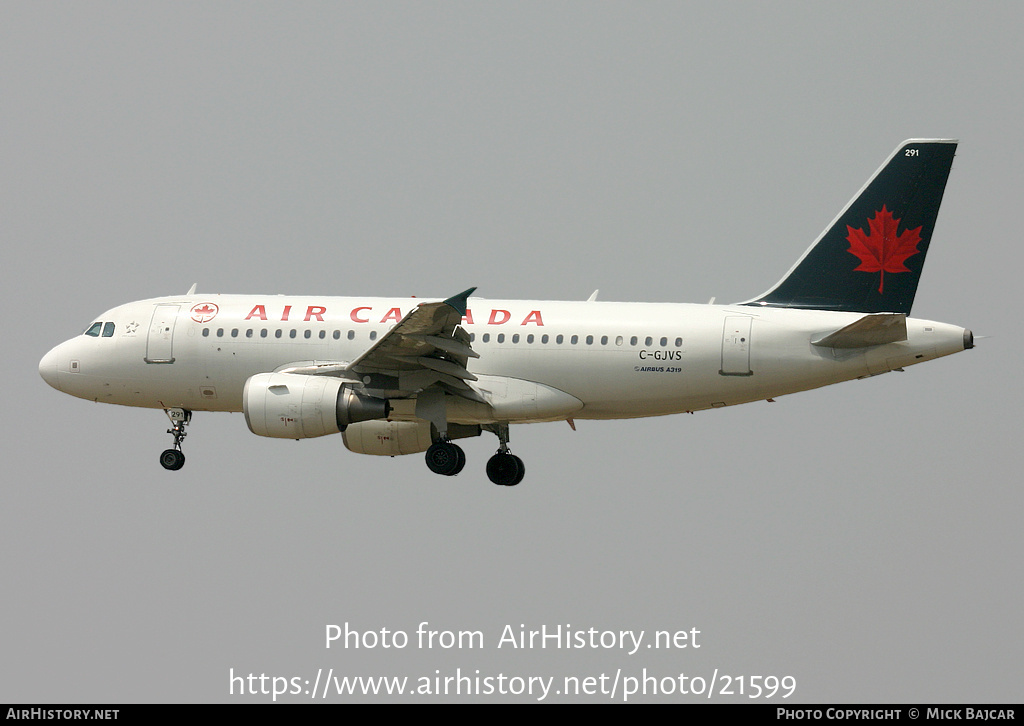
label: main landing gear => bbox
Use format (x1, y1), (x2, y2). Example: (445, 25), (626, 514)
(485, 422), (524, 487)
(422, 422), (525, 486)
(425, 439), (467, 477)
(486, 451), (525, 487)
(159, 408), (191, 471)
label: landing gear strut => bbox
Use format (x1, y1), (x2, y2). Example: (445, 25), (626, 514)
(425, 439), (466, 476)
(417, 388), (525, 484)
(159, 408), (191, 471)
(485, 422), (525, 486)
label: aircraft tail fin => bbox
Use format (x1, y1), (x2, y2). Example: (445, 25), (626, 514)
(742, 139), (957, 314)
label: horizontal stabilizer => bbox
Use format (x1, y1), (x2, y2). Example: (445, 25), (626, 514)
(812, 313), (907, 349)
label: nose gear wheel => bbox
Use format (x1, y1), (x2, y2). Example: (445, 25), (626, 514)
(159, 408), (191, 471)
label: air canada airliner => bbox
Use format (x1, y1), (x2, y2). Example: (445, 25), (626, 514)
(39, 140), (973, 486)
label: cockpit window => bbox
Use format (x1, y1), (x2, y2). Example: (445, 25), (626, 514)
(102, 322), (115, 337)
(84, 322), (102, 337)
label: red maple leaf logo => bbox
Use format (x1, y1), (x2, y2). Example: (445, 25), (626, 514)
(190, 302), (219, 323)
(846, 206), (922, 294)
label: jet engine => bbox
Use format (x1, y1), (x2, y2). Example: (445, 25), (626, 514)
(243, 372), (389, 439)
(343, 420), (481, 456)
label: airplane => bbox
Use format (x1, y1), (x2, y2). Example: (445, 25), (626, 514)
(39, 139), (973, 486)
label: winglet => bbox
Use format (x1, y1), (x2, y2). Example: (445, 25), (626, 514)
(443, 287), (477, 317)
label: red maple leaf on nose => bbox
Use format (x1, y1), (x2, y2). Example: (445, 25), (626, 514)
(846, 206), (922, 294)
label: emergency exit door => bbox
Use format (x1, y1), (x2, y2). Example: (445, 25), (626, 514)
(720, 316), (752, 376)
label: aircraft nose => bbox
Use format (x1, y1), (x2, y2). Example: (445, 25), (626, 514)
(39, 347), (61, 391)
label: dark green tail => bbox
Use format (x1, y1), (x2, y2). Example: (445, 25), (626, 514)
(743, 139), (957, 314)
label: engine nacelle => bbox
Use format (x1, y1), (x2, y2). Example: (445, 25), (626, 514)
(343, 420), (481, 456)
(244, 372), (389, 439)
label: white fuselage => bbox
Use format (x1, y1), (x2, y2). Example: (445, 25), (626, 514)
(38, 294), (969, 424)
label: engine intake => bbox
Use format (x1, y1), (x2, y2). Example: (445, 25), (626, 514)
(244, 372), (390, 439)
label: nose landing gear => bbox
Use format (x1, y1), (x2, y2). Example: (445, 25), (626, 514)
(159, 408), (191, 471)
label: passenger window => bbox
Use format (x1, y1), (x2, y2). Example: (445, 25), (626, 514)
(630, 336), (637, 346)
(202, 328), (210, 337)
(333, 330), (340, 340)
(571, 335), (578, 345)
(497, 333), (505, 343)
(540, 334), (548, 344)
(304, 330), (312, 339)
(615, 336), (623, 346)
(556, 334), (563, 344)
(369, 331), (377, 341)
(231, 329), (239, 338)
(675, 337), (683, 347)
(645, 336), (653, 346)
(84, 322), (102, 337)
(347, 330), (354, 340)
(217, 329), (224, 337)
(660, 337), (668, 346)
(275, 329), (282, 339)
(482, 333), (490, 343)
(289, 330), (297, 339)
(260, 329), (268, 338)
(586, 335), (594, 345)
(319, 330), (326, 339)
(600, 335), (608, 345)
(245, 329), (253, 338)
(512, 334), (520, 344)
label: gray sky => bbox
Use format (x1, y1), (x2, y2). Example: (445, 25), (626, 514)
(2, 1), (1020, 703)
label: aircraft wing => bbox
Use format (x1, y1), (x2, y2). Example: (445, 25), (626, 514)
(281, 287), (484, 402)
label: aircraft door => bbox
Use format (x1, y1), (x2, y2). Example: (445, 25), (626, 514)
(720, 316), (753, 376)
(145, 304), (180, 363)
